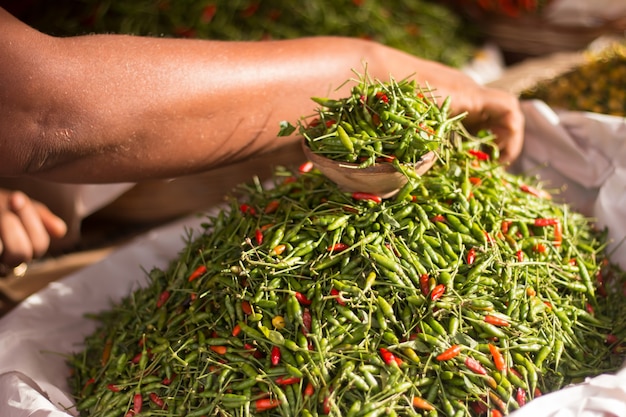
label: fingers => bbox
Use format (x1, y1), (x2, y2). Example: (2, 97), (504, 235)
(0, 208), (36, 267)
(33, 201), (68, 239)
(0, 191), (67, 267)
(459, 86), (525, 165)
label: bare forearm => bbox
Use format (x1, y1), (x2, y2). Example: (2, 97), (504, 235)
(0, 8), (522, 182)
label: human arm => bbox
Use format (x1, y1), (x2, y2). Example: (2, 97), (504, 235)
(0, 189), (67, 268)
(0, 7), (523, 183)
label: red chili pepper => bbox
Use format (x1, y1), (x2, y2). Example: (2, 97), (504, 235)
(491, 409), (504, 417)
(81, 377), (96, 396)
(302, 308), (312, 334)
(188, 265), (207, 282)
(469, 176), (482, 185)
(149, 392), (165, 409)
(133, 393), (143, 414)
(240, 2), (259, 18)
(471, 401), (488, 415)
(131, 348), (152, 364)
(534, 218), (559, 227)
(509, 367), (523, 379)
(272, 244), (287, 255)
(201, 4), (217, 22)
(239, 203), (256, 215)
(241, 300), (253, 315)
(419, 273), (430, 296)
(468, 149), (490, 160)
(376, 155), (396, 163)
(484, 315), (510, 327)
(106, 383), (120, 392)
(156, 290), (170, 308)
(351, 192), (382, 204)
(375, 92), (389, 103)
(487, 343), (506, 371)
(327, 243), (349, 252)
(244, 343), (264, 359)
(210, 345), (228, 355)
(553, 221), (563, 247)
(303, 381), (315, 397)
(466, 248), (476, 265)
(330, 288), (346, 305)
(418, 123), (435, 135)
(101, 339), (113, 366)
(162, 374), (176, 385)
(264, 199), (280, 214)
(307, 118), (320, 128)
(516, 250), (524, 262)
(412, 397), (435, 411)
(436, 344), (462, 361)
(379, 347), (399, 366)
(430, 284), (446, 301)
(515, 387), (527, 406)
(254, 228), (263, 245)
(322, 395), (332, 414)
(533, 243), (547, 253)
(501, 220), (512, 234)
(270, 346), (281, 366)
(606, 334), (619, 345)
(131, 351), (143, 364)
(275, 376), (301, 386)
(520, 183), (552, 199)
(294, 291), (312, 306)
(465, 356), (487, 375)
(231, 323), (241, 337)
(430, 214), (446, 223)
(255, 398), (281, 412)
(299, 161), (314, 173)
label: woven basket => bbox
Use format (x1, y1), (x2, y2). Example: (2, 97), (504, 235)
(478, 14), (625, 60)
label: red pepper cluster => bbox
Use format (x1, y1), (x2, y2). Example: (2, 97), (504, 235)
(453, 0), (551, 18)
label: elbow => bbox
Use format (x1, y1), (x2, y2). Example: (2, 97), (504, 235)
(0, 111), (73, 178)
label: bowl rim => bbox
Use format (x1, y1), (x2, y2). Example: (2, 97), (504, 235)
(301, 139), (436, 173)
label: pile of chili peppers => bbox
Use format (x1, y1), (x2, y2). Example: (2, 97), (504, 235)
(451, 0), (552, 18)
(22, 0), (475, 68)
(68, 79), (626, 417)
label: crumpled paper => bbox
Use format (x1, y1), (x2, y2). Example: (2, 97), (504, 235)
(512, 100), (626, 270)
(2, 101), (626, 416)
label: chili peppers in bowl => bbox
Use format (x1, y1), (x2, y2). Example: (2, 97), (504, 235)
(280, 71), (462, 198)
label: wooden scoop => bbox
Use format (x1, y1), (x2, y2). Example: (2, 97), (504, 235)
(302, 141), (436, 199)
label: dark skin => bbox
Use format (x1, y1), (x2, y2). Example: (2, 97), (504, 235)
(0, 7), (524, 266)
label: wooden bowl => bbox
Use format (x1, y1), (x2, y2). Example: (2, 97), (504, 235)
(302, 141), (436, 199)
